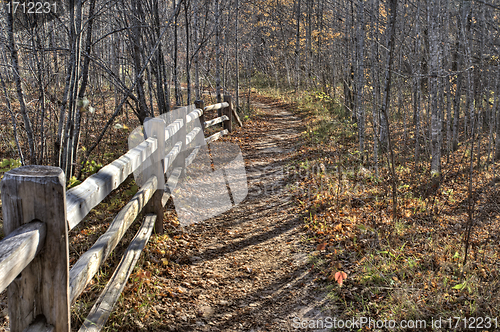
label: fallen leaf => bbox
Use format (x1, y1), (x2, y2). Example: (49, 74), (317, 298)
(316, 243), (327, 251)
(334, 271), (347, 286)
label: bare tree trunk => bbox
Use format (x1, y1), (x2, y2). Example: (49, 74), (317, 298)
(462, 0), (477, 268)
(475, 3), (485, 169)
(246, 46), (253, 111)
(306, 0), (312, 87)
(152, 0), (167, 114)
(371, 0), (380, 175)
(174, 1), (181, 106)
(452, 48), (462, 152)
(130, 0), (149, 121)
(234, 0), (240, 108)
(223, 12), (230, 95)
(185, 0), (191, 105)
(63, 0), (84, 179)
(429, 0), (442, 179)
(194, 0), (201, 100)
(0, 70), (25, 165)
(495, 70), (500, 160)
(442, 2), (452, 162)
(55, 50), (73, 167)
(215, 0), (222, 105)
(413, 1), (422, 165)
(6, 8), (35, 163)
(380, 0), (398, 221)
(463, 2), (474, 156)
(487, 78), (494, 166)
(72, 0), (96, 174)
(356, 0), (365, 159)
(32, 28), (46, 164)
(349, 0), (356, 122)
(379, 0), (398, 152)
(294, 0), (301, 93)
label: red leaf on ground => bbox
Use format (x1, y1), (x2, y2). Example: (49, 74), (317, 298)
(334, 271), (347, 286)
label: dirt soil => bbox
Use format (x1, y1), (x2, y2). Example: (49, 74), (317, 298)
(154, 100), (334, 331)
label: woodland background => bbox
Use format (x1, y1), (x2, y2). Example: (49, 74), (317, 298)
(0, 0), (499, 180)
(1, 0), (500, 329)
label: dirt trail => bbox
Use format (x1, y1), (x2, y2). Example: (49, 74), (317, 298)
(165, 100), (333, 331)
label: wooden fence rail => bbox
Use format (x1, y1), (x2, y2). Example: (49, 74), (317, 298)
(0, 96), (240, 332)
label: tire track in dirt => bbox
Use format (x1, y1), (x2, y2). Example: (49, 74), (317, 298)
(164, 99), (334, 331)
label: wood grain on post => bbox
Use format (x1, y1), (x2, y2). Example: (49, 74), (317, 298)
(145, 189), (163, 234)
(24, 315), (55, 332)
(66, 137), (158, 230)
(195, 100), (205, 131)
(173, 106), (187, 173)
(186, 127), (202, 147)
(204, 115), (228, 128)
(203, 102), (228, 112)
(205, 129), (229, 144)
(186, 108), (203, 125)
(144, 118), (166, 190)
(223, 95), (233, 133)
(1, 166), (70, 332)
(0, 221), (46, 293)
(144, 118), (166, 234)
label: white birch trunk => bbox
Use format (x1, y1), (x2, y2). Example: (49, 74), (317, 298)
(429, 0), (442, 177)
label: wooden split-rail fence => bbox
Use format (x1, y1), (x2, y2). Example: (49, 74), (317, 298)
(0, 95), (242, 332)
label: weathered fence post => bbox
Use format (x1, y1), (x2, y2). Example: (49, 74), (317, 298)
(144, 118), (166, 234)
(195, 100), (205, 131)
(223, 95), (233, 133)
(173, 106), (187, 173)
(1, 166), (70, 332)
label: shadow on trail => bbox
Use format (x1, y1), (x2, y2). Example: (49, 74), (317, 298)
(165, 254), (326, 332)
(156, 97), (333, 332)
(198, 215), (303, 263)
